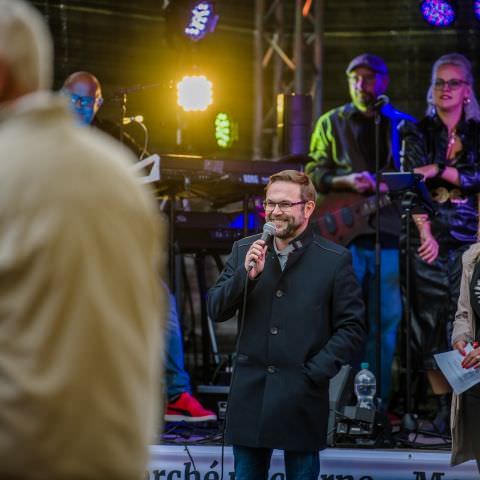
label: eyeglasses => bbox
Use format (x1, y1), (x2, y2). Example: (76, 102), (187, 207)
(262, 200), (307, 211)
(433, 79), (469, 90)
(62, 89), (103, 108)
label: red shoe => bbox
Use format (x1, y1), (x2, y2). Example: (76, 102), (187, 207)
(165, 392), (217, 422)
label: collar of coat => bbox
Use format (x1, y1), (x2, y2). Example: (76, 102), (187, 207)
(429, 112), (470, 138)
(463, 243), (480, 273)
(268, 223), (315, 255)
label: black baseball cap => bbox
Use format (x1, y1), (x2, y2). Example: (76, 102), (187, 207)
(346, 53), (388, 76)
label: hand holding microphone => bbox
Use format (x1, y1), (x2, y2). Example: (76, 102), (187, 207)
(245, 222), (276, 279)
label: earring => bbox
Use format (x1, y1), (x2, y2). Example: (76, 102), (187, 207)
(464, 97), (471, 105)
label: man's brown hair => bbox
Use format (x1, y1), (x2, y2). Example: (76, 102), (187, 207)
(266, 170), (316, 203)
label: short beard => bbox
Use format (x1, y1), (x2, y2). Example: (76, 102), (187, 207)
(353, 93), (375, 112)
(268, 214), (303, 239)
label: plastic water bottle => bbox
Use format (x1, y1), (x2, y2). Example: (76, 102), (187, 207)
(354, 362), (376, 410)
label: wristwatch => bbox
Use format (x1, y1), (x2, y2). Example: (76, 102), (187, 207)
(436, 162), (446, 177)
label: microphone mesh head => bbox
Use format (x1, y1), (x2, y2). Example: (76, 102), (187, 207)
(263, 222), (277, 236)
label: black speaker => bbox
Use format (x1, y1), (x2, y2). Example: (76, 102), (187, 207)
(277, 93), (313, 157)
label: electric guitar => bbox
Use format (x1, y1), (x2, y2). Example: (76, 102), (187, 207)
(313, 192), (391, 246)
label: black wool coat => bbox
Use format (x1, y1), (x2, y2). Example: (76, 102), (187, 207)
(207, 226), (366, 451)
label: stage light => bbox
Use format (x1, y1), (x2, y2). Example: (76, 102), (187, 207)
(215, 112), (238, 148)
(474, 0), (480, 20)
(420, 0), (456, 27)
(177, 75), (213, 112)
(184, 1), (219, 41)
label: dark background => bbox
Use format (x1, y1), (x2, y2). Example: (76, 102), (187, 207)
(30, 0), (480, 160)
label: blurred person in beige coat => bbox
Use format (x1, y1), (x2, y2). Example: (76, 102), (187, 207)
(451, 242), (480, 472)
(0, 1), (166, 479)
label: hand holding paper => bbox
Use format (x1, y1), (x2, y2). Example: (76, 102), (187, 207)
(434, 344), (480, 395)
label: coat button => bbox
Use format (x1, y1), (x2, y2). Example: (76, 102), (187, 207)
(267, 365), (276, 374)
(275, 289), (284, 298)
(270, 326), (279, 335)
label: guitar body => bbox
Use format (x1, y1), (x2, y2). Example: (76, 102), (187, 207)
(313, 192), (389, 246)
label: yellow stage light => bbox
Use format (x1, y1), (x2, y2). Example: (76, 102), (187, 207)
(177, 75), (213, 112)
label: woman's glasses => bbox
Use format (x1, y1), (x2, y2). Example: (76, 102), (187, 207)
(433, 79), (469, 91)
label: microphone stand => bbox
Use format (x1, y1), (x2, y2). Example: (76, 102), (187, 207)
(112, 82), (181, 290)
(401, 189), (418, 432)
(110, 82), (164, 144)
(402, 178), (438, 433)
(373, 106), (382, 403)
(381, 169), (438, 434)
(398, 138), (417, 431)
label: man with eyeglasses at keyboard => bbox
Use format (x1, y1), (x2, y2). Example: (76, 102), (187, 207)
(62, 71), (142, 150)
(305, 53), (415, 409)
(208, 170), (365, 480)
(62, 70), (218, 424)
(62, 71), (104, 125)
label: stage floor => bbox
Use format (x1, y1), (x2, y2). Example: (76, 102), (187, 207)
(148, 444), (479, 479)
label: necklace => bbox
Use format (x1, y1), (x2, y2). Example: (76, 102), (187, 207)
(446, 128), (457, 161)
(448, 129), (457, 149)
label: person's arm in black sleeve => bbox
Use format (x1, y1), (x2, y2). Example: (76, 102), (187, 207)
(303, 250), (367, 384)
(400, 120), (440, 263)
(306, 111), (375, 195)
(207, 241), (260, 323)
(401, 120), (427, 171)
(305, 114), (336, 194)
(455, 163), (480, 192)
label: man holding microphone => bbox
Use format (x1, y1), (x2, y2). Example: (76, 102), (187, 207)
(208, 170), (366, 480)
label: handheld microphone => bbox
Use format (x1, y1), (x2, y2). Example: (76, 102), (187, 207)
(247, 222), (277, 271)
(372, 94), (390, 110)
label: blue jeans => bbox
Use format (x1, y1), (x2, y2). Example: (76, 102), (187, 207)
(349, 244), (401, 404)
(233, 445), (320, 480)
(166, 293), (191, 399)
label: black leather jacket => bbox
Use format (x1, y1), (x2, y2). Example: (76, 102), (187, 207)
(403, 115), (480, 246)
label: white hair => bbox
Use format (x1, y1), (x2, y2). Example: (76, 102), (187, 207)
(426, 52), (480, 122)
(0, 0), (53, 93)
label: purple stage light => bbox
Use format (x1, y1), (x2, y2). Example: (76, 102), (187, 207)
(420, 0), (456, 27)
(474, 0), (480, 20)
(184, 1), (219, 41)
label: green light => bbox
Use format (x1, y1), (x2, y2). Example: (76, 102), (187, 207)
(215, 112), (237, 148)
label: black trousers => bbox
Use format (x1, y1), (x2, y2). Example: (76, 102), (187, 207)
(408, 244), (468, 370)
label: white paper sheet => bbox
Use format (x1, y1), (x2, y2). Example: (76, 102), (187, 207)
(434, 344), (480, 395)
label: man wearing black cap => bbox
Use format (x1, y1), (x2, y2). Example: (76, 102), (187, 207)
(306, 53), (414, 406)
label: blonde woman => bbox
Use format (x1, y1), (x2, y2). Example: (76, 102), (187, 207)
(403, 53), (480, 432)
